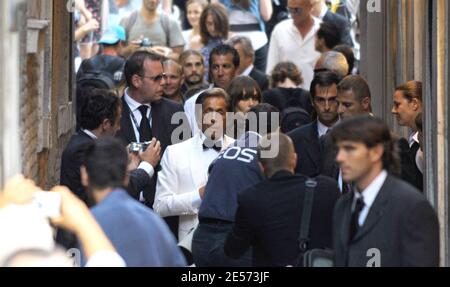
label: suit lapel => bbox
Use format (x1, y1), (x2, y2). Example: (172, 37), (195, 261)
(339, 193), (353, 248)
(304, 122), (321, 174)
(151, 100), (162, 141)
(352, 175), (391, 242)
(120, 97), (137, 143)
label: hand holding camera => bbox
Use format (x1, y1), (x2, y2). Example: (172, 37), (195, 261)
(138, 138), (162, 168)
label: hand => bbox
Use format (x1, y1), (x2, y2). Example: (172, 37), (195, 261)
(82, 18), (99, 33)
(199, 186), (206, 199)
(50, 186), (92, 234)
(0, 175), (40, 208)
(139, 138), (161, 168)
(150, 46), (172, 57)
(127, 148), (141, 172)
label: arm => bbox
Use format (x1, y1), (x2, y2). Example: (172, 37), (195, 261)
(162, 0), (172, 14)
(153, 147), (203, 217)
(260, 0), (273, 22)
(74, 18), (100, 41)
(224, 194), (254, 259)
(50, 186), (124, 266)
(400, 199), (440, 267)
(265, 31), (278, 74)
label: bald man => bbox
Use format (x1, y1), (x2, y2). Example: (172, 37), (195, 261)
(163, 59), (186, 104)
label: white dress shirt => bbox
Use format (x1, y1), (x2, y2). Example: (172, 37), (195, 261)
(123, 88), (152, 143)
(266, 18), (322, 90)
(352, 170), (388, 227)
(317, 120), (332, 138)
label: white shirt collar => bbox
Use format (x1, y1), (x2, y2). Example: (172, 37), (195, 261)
(319, 2), (329, 19)
(124, 88), (151, 112)
(317, 119), (339, 138)
(241, 64), (254, 77)
(408, 131), (419, 147)
(82, 129), (98, 140)
(353, 170), (388, 225)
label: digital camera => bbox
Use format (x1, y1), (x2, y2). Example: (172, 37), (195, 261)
(129, 141), (151, 153)
(140, 38), (153, 47)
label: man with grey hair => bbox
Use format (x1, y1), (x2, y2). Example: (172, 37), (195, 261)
(267, 0), (322, 90)
(227, 36), (269, 91)
(315, 50), (349, 79)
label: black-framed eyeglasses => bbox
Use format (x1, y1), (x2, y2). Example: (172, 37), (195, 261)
(287, 7), (304, 15)
(140, 73), (168, 82)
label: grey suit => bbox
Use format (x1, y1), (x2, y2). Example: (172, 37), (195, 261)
(333, 174), (439, 267)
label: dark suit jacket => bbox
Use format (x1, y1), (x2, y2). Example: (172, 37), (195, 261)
(249, 67), (269, 92)
(224, 171), (340, 267)
(320, 132), (340, 180)
(397, 138), (423, 192)
(323, 10), (353, 47)
(288, 121), (322, 177)
(333, 174), (439, 267)
(60, 131), (151, 204)
(262, 87), (314, 115)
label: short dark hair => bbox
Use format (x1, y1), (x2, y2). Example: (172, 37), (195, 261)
(395, 80), (422, 103)
(227, 76), (261, 112)
(79, 89), (120, 131)
(246, 103), (280, 136)
(317, 22), (340, 50)
(331, 116), (400, 175)
(310, 71), (340, 100)
(257, 133), (294, 177)
(209, 44), (240, 71)
(226, 35), (255, 59)
(124, 50), (164, 89)
(333, 44), (355, 75)
(337, 75), (371, 102)
(270, 62), (303, 88)
(83, 137), (128, 190)
(199, 3), (229, 45)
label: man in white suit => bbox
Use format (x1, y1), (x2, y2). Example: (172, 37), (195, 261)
(154, 88), (235, 243)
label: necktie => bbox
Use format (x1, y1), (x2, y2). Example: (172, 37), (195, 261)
(349, 195), (365, 242)
(202, 139), (222, 152)
(138, 105), (152, 142)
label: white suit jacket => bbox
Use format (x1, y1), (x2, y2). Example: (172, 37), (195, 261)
(154, 133), (235, 241)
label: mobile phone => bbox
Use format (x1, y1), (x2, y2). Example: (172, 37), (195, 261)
(32, 192), (61, 218)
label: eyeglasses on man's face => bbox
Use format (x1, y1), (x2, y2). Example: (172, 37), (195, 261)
(140, 73), (168, 82)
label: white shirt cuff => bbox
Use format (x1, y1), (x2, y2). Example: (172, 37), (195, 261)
(191, 190), (202, 209)
(138, 161), (155, 178)
(85, 251), (126, 267)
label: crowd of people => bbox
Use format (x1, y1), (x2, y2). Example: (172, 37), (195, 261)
(0, 0), (440, 267)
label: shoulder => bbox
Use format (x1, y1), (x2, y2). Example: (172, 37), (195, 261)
(156, 97), (184, 112)
(63, 133), (92, 155)
(288, 121), (316, 140)
(384, 175), (424, 204)
(274, 19), (293, 32)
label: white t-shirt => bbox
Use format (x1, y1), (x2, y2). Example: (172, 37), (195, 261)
(266, 18), (322, 90)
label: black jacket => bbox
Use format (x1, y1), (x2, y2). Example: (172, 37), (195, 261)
(333, 174), (439, 267)
(323, 10), (353, 47)
(288, 121), (322, 177)
(60, 130), (151, 204)
(224, 171), (340, 267)
(249, 67), (269, 92)
(262, 87), (313, 115)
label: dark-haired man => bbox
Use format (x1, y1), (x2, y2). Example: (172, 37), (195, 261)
(61, 89), (160, 204)
(288, 71), (340, 177)
(81, 137), (186, 267)
(184, 44), (240, 136)
(331, 116), (439, 267)
(117, 50), (190, 238)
